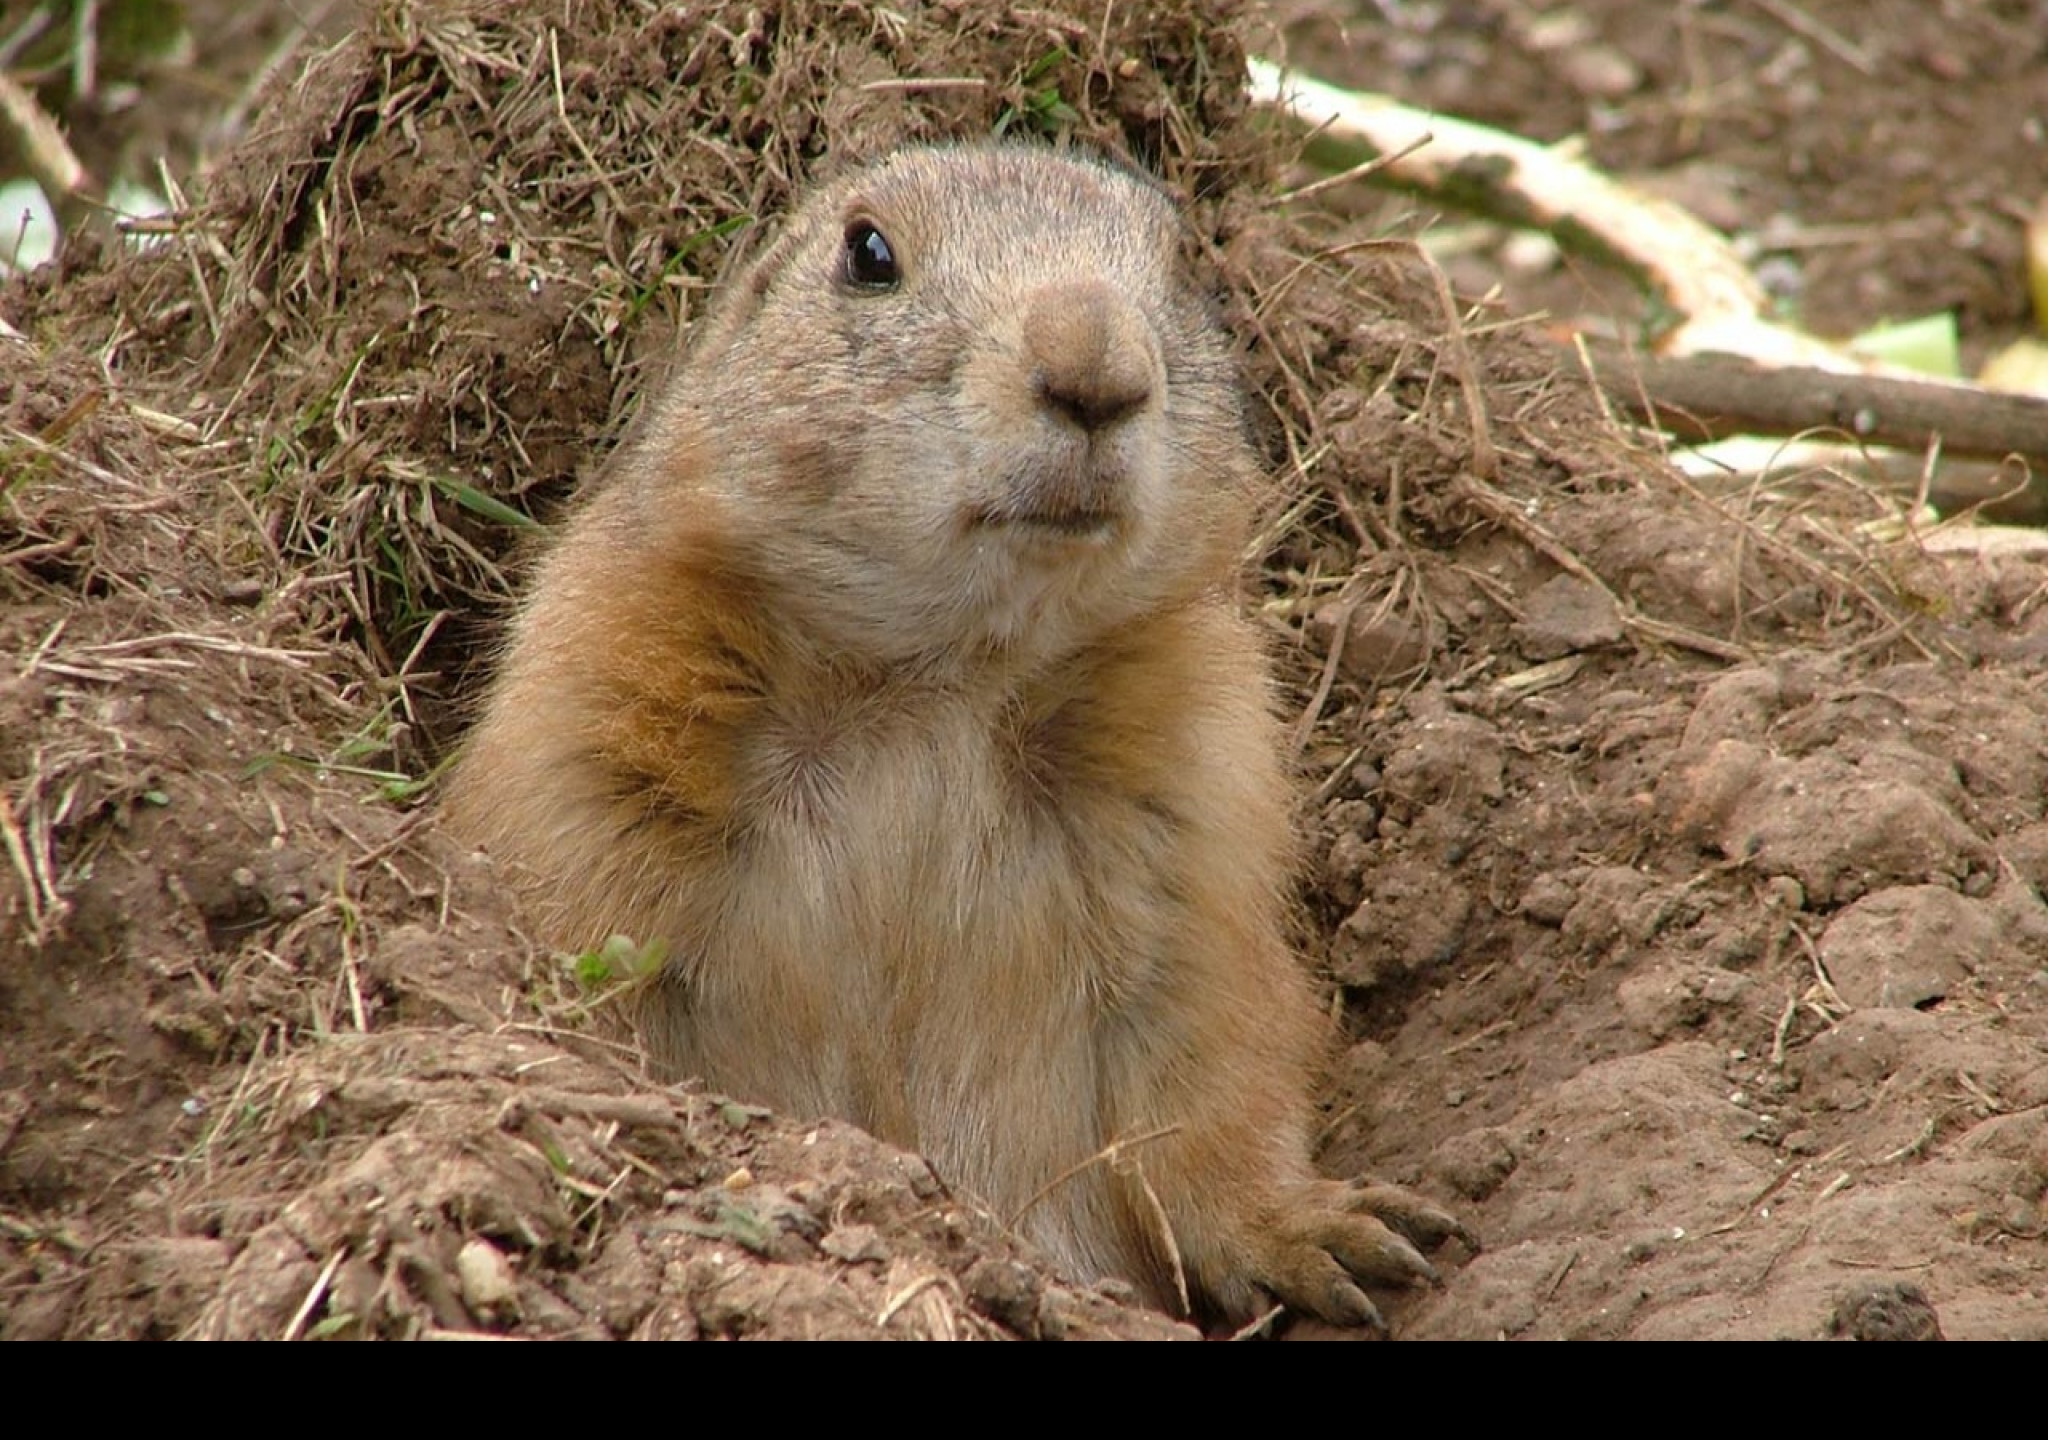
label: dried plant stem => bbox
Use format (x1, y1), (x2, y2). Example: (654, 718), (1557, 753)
(0, 71), (95, 241)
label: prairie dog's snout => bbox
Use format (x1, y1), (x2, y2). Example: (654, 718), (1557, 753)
(976, 277), (1165, 535)
(1025, 278), (1160, 434)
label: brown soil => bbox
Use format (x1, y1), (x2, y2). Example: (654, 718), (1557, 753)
(4, 0), (2044, 1341)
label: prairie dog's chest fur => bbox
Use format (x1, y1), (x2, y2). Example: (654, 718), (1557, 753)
(688, 664), (1180, 1152)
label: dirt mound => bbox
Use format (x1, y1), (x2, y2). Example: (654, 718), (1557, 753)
(78, 1028), (1188, 1341)
(4, 0), (2044, 1339)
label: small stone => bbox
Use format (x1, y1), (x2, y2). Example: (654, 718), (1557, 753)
(455, 1238), (521, 1325)
(819, 1224), (888, 1265)
(1700, 970), (1751, 1006)
(1519, 874), (1576, 927)
(1764, 875), (1806, 912)
(964, 1257), (1045, 1338)
(1315, 601), (1435, 682)
(1557, 43), (1642, 100)
(1513, 574), (1623, 661)
(1920, 49), (1968, 82)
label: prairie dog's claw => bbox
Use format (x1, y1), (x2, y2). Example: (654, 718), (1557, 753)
(1346, 1180), (1483, 1254)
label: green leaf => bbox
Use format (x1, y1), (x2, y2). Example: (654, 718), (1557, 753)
(1847, 312), (1961, 378)
(573, 949), (614, 988)
(571, 933), (667, 990)
(1020, 47), (1068, 84)
(626, 213), (753, 325)
(427, 474), (542, 531)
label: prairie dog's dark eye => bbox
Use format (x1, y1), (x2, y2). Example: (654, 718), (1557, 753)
(842, 221), (899, 289)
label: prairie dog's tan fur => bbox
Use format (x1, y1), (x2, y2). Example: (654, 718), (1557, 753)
(450, 145), (1461, 1327)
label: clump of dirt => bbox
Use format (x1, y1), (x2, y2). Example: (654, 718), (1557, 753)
(5, 0), (2045, 1341)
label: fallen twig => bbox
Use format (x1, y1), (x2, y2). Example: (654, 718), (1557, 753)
(1582, 341), (2048, 471)
(1247, 58), (2048, 493)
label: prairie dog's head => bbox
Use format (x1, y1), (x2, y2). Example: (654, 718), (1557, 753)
(643, 144), (1259, 665)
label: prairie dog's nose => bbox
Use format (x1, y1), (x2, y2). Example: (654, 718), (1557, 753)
(1023, 280), (1157, 432)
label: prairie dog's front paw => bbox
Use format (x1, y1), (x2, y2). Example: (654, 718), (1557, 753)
(1251, 1180), (1474, 1331)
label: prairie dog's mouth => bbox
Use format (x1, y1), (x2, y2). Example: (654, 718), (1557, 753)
(970, 457), (1129, 540)
(973, 506), (1119, 539)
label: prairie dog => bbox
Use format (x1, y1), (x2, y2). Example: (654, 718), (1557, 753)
(450, 145), (1462, 1328)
